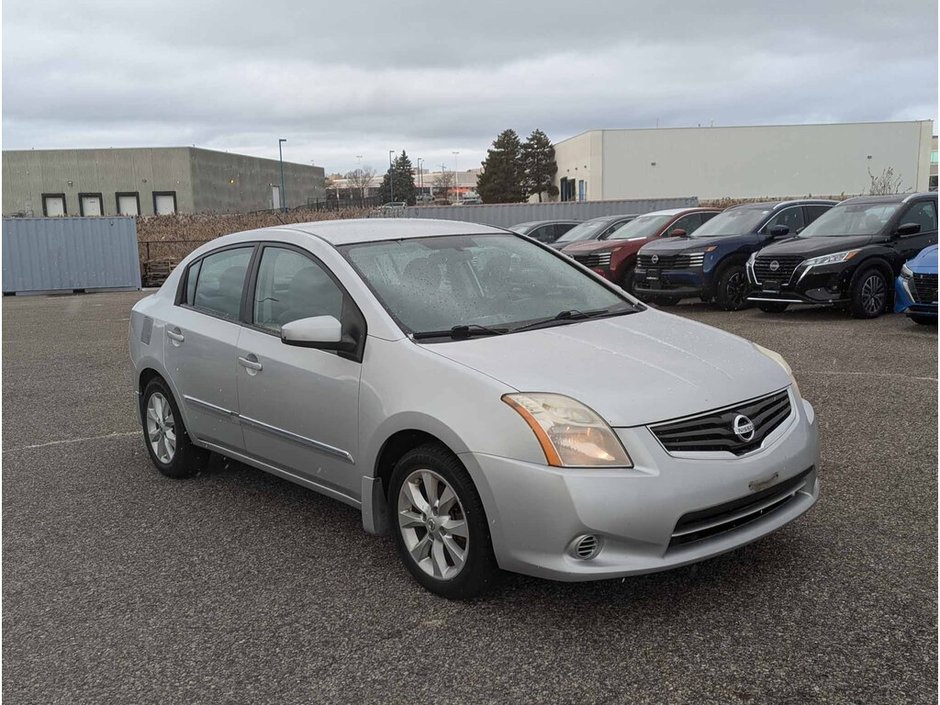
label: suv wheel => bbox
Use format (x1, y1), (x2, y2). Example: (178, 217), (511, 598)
(389, 444), (498, 599)
(140, 377), (209, 478)
(850, 268), (888, 319)
(715, 264), (749, 311)
(758, 302), (789, 313)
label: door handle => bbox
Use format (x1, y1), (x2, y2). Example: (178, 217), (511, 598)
(238, 355), (263, 372)
(166, 328), (184, 343)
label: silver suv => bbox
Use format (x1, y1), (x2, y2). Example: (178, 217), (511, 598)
(129, 218), (820, 598)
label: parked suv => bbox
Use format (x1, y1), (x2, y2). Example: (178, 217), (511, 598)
(561, 208), (720, 293)
(635, 200), (836, 309)
(896, 245), (938, 325)
(548, 214), (638, 250)
(510, 220), (581, 244)
(747, 193), (938, 318)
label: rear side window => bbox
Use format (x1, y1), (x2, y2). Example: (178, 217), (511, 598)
(187, 247), (253, 320)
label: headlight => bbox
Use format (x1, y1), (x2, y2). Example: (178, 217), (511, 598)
(901, 264), (914, 279)
(803, 249), (860, 267)
(753, 343), (801, 399)
(502, 393), (632, 467)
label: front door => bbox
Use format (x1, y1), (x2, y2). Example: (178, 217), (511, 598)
(236, 245), (362, 499)
(163, 245), (254, 452)
(893, 199), (938, 263)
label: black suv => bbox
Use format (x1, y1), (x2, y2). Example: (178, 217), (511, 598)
(747, 193), (939, 318)
(634, 199), (835, 310)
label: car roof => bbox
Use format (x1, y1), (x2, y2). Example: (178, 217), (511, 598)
(840, 192), (937, 206)
(729, 199), (839, 211)
(281, 218), (507, 246)
(512, 219), (580, 227)
(635, 207), (719, 217)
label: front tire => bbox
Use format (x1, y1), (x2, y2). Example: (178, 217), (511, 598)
(140, 377), (209, 479)
(758, 302), (789, 313)
(715, 263), (749, 311)
(389, 444), (498, 599)
(850, 267), (888, 319)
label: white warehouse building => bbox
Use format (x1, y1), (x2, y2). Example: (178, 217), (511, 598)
(553, 120), (934, 201)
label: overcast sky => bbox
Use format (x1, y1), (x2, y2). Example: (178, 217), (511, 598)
(3, 0), (937, 175)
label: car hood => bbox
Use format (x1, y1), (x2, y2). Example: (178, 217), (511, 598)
(639, 233), (749, 254)
(759, 234), (878, 257)
(908, 244), (938, 273)
(562, 237), (651, 255)
(424, 310), (790, 427)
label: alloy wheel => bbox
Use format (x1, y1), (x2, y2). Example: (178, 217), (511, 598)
(861, 273), (886, 316)
(725, 271), (747, 309)
(397, 469), (469, 580)
(146, 392), (177, 464)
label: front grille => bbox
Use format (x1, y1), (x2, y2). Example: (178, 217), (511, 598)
(669, 467), (813, 548)
(912, 273), (938, 303)
(753, 255), (804, 284)
(637, 253), (704, 269)
(650, 389), (792, 456)
(572, 251), (612, 268)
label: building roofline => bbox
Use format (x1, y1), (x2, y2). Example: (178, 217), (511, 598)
(1, 145), (322, 170)
(554, 119), (934, 146)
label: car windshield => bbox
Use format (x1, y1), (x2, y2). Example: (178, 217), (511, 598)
(690, 208), (770, 237)
(553, 219), (611, 243)
(340, 233), (632, 337)
(607, 214), (672, 240)
(798, 202), (899, 237)
(511, 222), (538, 234)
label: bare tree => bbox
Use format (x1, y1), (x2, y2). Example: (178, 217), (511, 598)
(432, 170), (455, 200)
(868, 166), (905, 195)
(346, 166), (377, 200)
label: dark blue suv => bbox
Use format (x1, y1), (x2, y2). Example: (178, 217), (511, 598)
(634, 199), (836, 309)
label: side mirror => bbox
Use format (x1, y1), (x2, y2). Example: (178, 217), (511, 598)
(768, 224), (790, 238)
(668, 228), (687, 237)
(281, 315), (356, 352)
(896, 222), (921, 237)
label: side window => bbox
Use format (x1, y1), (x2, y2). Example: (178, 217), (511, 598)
(252, 247), (344, 332)
(803, 205), (831, 225)
(530, 225), (552, 243)
(899, 201), (937, 234)
(765, 207), (804, 234)
(189, 247), (253, 320)
(184, 259), (202, 305)
(672, 213), (703, 235)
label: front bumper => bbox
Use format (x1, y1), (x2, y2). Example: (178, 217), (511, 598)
(634, 266), (707, 297)
(746, 260), (851, 305)
(461, 393), (819, 581)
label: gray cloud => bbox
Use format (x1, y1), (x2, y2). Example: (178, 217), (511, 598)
(3, 0), (936, 174)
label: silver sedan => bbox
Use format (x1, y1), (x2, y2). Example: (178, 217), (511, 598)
(129, 218), (819, 598)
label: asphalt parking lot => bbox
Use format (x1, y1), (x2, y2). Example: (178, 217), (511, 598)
(3, 290), (937, 704)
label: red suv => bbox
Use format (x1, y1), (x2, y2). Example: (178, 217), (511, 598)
(561, 208), (721, 293)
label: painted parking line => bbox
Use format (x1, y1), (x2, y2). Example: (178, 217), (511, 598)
(4, 431), (139, 453)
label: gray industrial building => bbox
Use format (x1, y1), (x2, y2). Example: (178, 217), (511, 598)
(2, 147), (326, 217)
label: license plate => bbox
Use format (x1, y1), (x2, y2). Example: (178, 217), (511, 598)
(647, 270), (659, 280)
(764, 282), (780, 293)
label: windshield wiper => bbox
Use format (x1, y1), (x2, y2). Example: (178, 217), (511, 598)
(512, 304), (638, 333)
(411, 324), (509, 340)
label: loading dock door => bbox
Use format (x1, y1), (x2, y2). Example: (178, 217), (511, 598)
(271, 185), (281, 210)
(117, 194), (139, 216)
(81, 195), (103, 216)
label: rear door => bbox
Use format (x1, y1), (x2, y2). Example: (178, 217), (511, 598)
(235, 243), (364, 500)
(163, 245), (254, 452)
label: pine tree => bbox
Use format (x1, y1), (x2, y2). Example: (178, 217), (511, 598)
(476, 129), (525, 204)
(380, 151), (418, 205)
(522, 129), (559, 202)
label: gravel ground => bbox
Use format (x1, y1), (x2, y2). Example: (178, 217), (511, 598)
(3, 291), (937, 704)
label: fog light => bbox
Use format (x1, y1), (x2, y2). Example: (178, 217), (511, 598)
(569, 534), (602, 560)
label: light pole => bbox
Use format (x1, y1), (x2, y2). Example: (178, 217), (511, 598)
(389, 150), (395, 203)
(416, 158), (424, 198)
(278, 138), (287, 212)
(452, 151), (460, 202)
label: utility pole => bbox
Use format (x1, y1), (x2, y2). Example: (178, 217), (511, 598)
(416, 158), (423, 197)
(389, 150), (395, 203)
(278, 138), (287, 212)
(452, 151), (460, 202)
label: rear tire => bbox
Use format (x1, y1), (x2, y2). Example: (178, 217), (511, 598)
(715, 263), (749, 311)
(758, 302), (789, 313)
(389, 443), (499, 599)
(140, 377), (209, 479)
(910, 314), (937, 325)
(850, 267), (888, 319)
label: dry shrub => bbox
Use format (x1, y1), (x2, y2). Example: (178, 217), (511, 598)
(700, 194), (851, 209)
